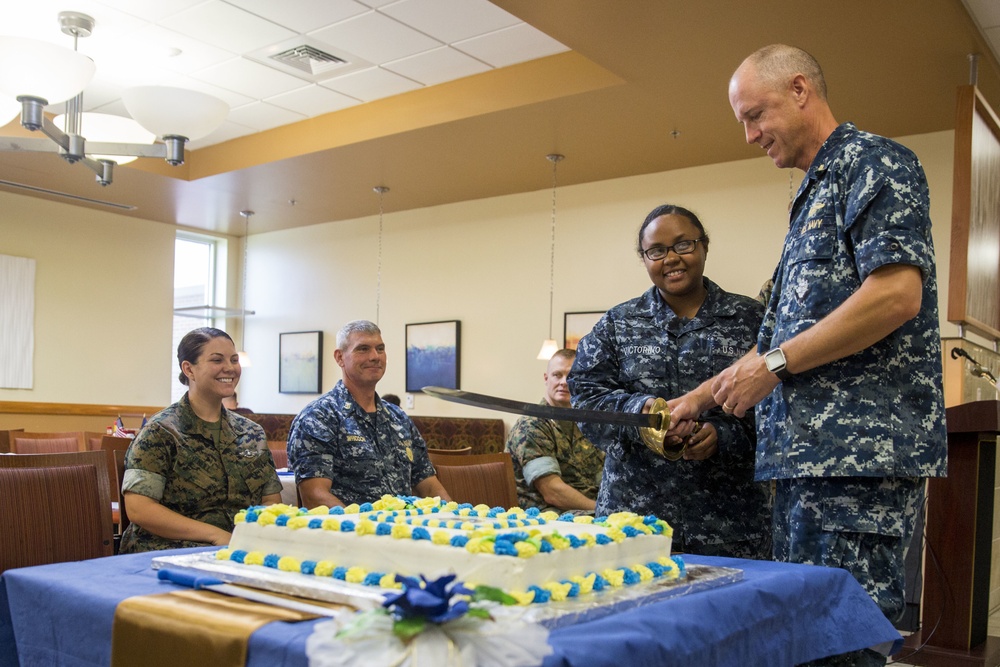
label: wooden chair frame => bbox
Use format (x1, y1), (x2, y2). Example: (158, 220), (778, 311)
(10, 431), (86, 454)
(429, 452), (518, 509)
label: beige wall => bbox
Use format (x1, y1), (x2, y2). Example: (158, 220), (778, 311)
(0, 129), (956, 427)
(238, 129), (957, 425)
(0, 192), (175, 408)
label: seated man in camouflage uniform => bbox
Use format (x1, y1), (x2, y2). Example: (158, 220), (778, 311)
(287, 320), (451, 508)
(505, 348), (604, 514)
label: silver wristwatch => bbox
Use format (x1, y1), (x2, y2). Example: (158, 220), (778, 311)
(764, 347), (791, 381)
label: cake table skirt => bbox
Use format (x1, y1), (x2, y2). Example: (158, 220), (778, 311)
(0, 548), (902, 667)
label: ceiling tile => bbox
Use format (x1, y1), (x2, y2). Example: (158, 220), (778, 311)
(309, 11), (442, 64)
(188, 118), (258, 149)
(454, 23), (567, 68)
(383, 47), (491, 86)
(226, 0), (370, 33)
(380, 0), (521, 43)
(319, 67), (422, 102)
(194, 57), (311, 99)
(92, 0), (206, 22)
(964, 0), (1000, 28)
(267, 85), (361, 116)
(227, 101), (308, 131)
(118, 24), (236, 76)
(159, 0), (297, 54)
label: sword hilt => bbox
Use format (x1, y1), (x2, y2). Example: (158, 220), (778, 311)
(640, 397), (685, 460)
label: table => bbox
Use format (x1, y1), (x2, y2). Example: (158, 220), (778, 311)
(0, 548), (903, 667)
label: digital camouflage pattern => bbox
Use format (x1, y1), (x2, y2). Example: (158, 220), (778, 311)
(119, 393), (281, 554)
(569, 279), (771, 557)
(287, 380), (436, 506)
(505, 402), (605, 513)
(756, 123), (948, 481)
(773, 476), (924, 628)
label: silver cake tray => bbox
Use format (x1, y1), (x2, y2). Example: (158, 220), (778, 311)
(151, 550), (742, 628)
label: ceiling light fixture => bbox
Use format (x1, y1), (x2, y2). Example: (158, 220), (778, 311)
(238, 210), (254, 368)
(0, 11), (228, 186)
(537, 153), (564, 361)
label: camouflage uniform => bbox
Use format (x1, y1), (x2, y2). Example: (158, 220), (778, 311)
(569, 279), (771, 558)
(286, 380), (436, 506)
(760, 123), (948, 624)
(505, 401), (605, 513)
(119, 393), (281, 554)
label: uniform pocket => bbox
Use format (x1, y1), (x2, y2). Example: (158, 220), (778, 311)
(820, 500), (902, 537)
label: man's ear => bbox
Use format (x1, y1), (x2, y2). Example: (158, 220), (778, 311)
(790, 73), (809, 107)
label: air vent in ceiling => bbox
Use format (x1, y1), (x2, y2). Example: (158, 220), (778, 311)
(248, 38), (370, 83)
(271, 45), (346, 75)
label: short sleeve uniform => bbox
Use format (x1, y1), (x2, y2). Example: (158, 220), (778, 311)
(505, 403), (605, 513)
(287, 381), (436, 506)
(119, 393), (281, 553)
(756, 123), (948, 480)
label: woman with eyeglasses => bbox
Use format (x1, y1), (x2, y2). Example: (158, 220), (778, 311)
(568, 204), (771, 559)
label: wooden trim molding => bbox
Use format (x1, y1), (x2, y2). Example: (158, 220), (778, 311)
(0, 402), (163, 417)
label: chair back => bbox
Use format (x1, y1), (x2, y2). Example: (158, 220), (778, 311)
(429, 452), (518, 509)
(267, 441), (288, 469)
(0, 452), (115, 573)
(0, 429), (25, 453)
(11, 432), (86, 454)
(427, 446), (472, 456)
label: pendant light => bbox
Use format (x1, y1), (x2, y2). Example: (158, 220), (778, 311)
(238, 210), (253, 367)
(537, 153), (564, 360)
(373, 185), (389, 326)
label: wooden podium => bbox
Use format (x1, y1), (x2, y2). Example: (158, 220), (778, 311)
(916, 400), (998, 663)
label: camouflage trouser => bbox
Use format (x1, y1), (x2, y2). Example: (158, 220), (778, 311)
(773, 476), (923, 620)
(775, 477), (923, 667)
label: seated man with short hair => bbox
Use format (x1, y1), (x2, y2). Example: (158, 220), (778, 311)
(505, 348), (604, 514)
(287, 320), (450, 508)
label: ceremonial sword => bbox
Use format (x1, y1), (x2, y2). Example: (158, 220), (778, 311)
(421, 386), (685, 460)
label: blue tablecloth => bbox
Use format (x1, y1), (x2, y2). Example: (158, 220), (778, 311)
(0, 548), (902, 667)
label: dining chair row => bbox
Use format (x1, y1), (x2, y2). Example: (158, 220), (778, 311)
(0, 450), (117, 574)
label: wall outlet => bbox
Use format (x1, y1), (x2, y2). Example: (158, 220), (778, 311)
(405, 393), (414, 409)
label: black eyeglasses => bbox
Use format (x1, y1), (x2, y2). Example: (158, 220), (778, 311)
(640, 237), (706, 261)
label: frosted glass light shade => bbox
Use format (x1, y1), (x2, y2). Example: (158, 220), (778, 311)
(0, 37), (96, 104)
(53, 112), (156, 164)
(537, 338), (559, 360)
(122, 86), (228, 140)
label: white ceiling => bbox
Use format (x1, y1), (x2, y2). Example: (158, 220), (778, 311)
(2, 0), (569, 149)
(965, 0), (1000, 70)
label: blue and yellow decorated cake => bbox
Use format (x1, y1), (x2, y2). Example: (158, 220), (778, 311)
(218, 495), (684, 604)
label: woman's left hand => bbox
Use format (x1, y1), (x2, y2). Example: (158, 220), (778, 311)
(681, 422), (717, 461)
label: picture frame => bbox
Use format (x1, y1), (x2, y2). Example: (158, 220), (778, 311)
(405, 320), (460, 393)
(564, 311), (605, 350)
(279, 330), (323, 394)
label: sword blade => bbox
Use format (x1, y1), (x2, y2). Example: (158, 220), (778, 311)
(422, 386), (664, 429)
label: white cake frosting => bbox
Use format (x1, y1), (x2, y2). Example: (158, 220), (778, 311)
(219, 496), (684, 604)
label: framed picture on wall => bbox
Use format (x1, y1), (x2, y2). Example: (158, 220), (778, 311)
(564, 311), (605, 350)
(279, 331), (323, 394)
(405, 320), (460, 392)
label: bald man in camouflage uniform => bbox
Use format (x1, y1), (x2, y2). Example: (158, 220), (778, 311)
(287, 320), (450, 508)
(506, 348), (604, 514)
(670, 46), (948, 663)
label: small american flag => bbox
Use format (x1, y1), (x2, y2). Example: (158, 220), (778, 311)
(113, 416), (131, 439)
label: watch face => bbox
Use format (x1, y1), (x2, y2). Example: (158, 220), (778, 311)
(765, 349), (785, 372)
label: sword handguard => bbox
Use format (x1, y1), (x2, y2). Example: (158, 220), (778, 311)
(639, 397), (684, 461)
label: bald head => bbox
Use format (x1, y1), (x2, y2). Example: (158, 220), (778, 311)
(736, 44), (828, 100)
(729, 44), (838, 172)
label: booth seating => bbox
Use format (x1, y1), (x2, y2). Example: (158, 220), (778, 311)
(244, 413), (507, 456)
